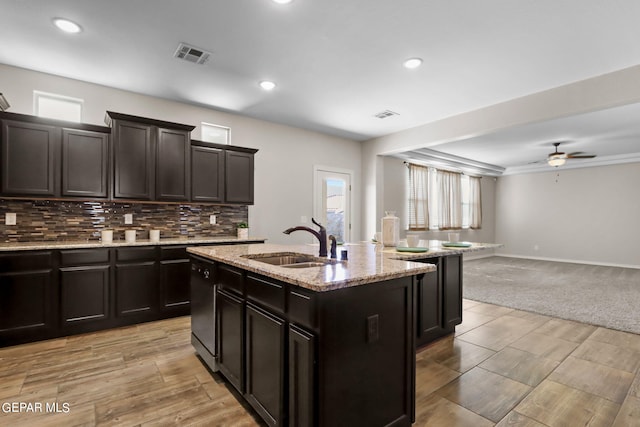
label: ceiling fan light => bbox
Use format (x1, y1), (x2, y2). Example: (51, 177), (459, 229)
(548, 157), (566, 167)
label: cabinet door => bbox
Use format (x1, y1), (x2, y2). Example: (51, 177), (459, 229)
(159, 259), (191, 315)
(443, 254), (463, 327)
(191, 145), (224, 203)
(115, 261), (157, 317)
(245, 303), (285, 427)
(113, 120), (154, 199)
(416, 269), (442, 346)
(289, 324), (315, 427)
(62, 128), (109, 198)
(0, 270), (53, 344)
(217, 289), (244, 393)
(1, 119), (59, 196)
(157, 127), (190, 201)
(60, 265), (110, 327)
(225, 150), (254, 204)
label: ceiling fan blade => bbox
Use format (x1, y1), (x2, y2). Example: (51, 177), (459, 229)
(567, 154), (596, 159)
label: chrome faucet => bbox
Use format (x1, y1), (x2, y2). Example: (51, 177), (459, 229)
(283, 218), (328, 257)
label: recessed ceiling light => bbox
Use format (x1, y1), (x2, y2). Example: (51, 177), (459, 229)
(272, 0), (293, 4)
(259, 81), (277, 91)
(402, 57), (423, 69)
(53, 18), (82, 33)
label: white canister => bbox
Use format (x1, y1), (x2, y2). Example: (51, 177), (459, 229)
(149, 229), (160, 242)
(125, 230), (136, 243)
(381, 211), (400, 247)
(101, 230), (113, 244)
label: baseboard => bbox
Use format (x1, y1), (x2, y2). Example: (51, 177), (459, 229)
(463, 251), (495, 261)
(494, 253), (640, 270)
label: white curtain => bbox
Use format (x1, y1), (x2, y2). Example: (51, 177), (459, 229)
(436, 169), (462, 230)
(408, 163), (429, 230)
(469, 176), (482, 229)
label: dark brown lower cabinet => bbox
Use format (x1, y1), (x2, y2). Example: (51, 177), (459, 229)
(0, 251), (54, 346)
(217, 289), (245, 393)
(115, 262), (157, 318)
(60, 265), (110, 327)
(245, 303), (285, 427)
(288, 324), (315, 427)
(160, 259), (191, 315)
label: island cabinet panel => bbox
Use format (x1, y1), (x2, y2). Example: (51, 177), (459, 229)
(156, 127), (190, 201)
(217, 289), (245, 393)
(191, 145), (224, 203)
(288, 324), (316, 427)
(317, 278), (414, 427)
(245, 302), (286, 427)
(1, 119), (59, 196)
(0, 251), (54, 346)
(61, 128), (109, 198)
(112, 120), (155, 200)
(414, 254), (463, 347)
(225, 149), (254, 204)
(443, 254), (463, 327)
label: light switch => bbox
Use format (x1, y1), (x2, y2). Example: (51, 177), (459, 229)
(124, 214), (133, 225)
(5, 213), (16, 226)
(210, 215), (217, 225)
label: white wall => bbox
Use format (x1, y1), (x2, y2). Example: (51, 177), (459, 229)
(495, 162), (640, 268)
(381, 156), (497, 246)
(361, 64), (640, 242)
(0, 64), (362, 244)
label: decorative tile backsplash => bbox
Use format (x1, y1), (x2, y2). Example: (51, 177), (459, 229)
(0, 199), (248, 242)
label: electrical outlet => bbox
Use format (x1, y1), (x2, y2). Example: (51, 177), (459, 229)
(210, 215), (217, 225)
(124, 213), (133, 225)
(5, 212), (16, 226)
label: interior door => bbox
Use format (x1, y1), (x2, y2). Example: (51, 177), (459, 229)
(313, 168), (351, 243)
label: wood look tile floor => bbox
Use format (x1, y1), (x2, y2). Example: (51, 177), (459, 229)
(1, 300), (640, 426)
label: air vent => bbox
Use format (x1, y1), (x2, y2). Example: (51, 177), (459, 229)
(174, 43), (211, 65)
(374, 110), (399, 119)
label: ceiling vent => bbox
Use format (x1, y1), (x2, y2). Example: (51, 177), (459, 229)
(374, 110), (399, 119)
(174, 43), (211, 65)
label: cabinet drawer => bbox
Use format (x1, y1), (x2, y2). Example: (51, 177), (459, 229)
(0, 251), (52, 271)
(288, 288), (316, 329)
(246, 273), (285, 314)
(217, 263), (244, 295)
(160, 246), (187, 260)
(116, 247), (156, 262)
(60, 249), (110, 266)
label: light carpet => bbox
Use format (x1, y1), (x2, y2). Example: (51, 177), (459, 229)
(463, 256), (640, 335)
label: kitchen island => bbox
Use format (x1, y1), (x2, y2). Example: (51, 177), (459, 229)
(188, 241), (498, 427)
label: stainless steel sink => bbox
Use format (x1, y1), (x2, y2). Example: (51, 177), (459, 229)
(242, 252), (337, 268)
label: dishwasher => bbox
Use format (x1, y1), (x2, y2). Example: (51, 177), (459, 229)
(190, 256), (218, 372)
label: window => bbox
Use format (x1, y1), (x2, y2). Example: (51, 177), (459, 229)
(34, 91), (83, 122)
(201, 122), (230, 144)
(407, 163), (482, 230)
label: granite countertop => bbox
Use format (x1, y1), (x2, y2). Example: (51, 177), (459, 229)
(0, 236), (267, 252)
(187, 241), (500, 292)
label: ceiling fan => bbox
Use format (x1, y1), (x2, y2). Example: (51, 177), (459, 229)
(544, 142), (596, 167)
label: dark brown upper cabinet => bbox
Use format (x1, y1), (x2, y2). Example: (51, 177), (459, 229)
(157, 127), (190, 201)
(225, 149), (255, 204)
(106, 111), (194, 202)
(191, 140), (257, 205)
(1, 118), (60, 197)
(1, 112), (110, 199)
(191, 144), (224, 203)
(62, 128), (109, 198)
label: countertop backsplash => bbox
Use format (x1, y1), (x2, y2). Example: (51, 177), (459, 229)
(0, 199), (248, 243)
